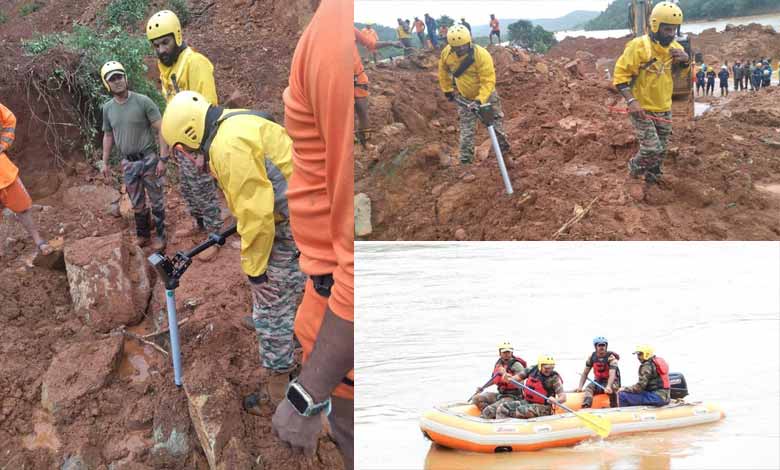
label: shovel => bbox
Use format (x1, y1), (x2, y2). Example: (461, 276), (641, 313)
(454, 96), (514, 195)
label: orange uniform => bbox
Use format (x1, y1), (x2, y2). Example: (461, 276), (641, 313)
(354, 27), (376, 98)
(0, 102), (31, 215)
(284, 0), (354, 399)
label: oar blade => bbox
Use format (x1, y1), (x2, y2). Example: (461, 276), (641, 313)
(575, 411), (612, 438)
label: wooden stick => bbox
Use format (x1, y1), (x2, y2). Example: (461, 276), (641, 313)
(552, 196), (599, 240)
(121, 329), (169, 357)
(142, 317), (190, 339)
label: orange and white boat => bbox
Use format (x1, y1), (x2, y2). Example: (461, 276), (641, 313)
(420, 392), (725, 453)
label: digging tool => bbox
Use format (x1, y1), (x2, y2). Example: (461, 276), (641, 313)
(147, 224), (237, 386)
(468, 375), (499, 403)
(453, 95), (514, 195)
(508, 378), (612, 438)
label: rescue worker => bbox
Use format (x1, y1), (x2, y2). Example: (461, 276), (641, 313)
(718, 65), (730, 97)
(460, 17), (471, 34)
(0, 101), (52, 257)
(695, 66), (706, 96)
(99, 61), (168, 251)
(146, 10), (222, 260)
(354, 29), (401, 145)
(424, 13), (438, 49)
(361, 23), (380, 63)
(613, 1), (689, 185)
(437, 24), (448, 47)
(762, 60), (772, 88)
(732, 60), (743, 91)
(751, 61), (762, 91)
(705, 66), (716, 96)
(743, 58), (751, 89)
(413, 17), (426, 48)
(574, 336), (620, 408)
(396, 17), (413, 54)
(495, 355), (566, 419)
(438, 24), (510, 164)
(489, 14), (501, 45)
(617, 345), (670, 406)
(472, 342), (527, 419)
(160, 91), (306, 412)
(271, 0), (354, 466)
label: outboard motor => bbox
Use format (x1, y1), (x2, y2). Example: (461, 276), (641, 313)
(669, 372), (688, 399)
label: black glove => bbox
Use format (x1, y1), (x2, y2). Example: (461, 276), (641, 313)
(445, 91), (455, 101)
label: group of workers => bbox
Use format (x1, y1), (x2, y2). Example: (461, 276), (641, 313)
(696, 59), (775, 97)
(6, 0), (355, 467)
(473, 338), (672, 420)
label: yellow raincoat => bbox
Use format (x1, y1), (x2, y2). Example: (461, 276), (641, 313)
(613, 35), (689, 113)
(438, 44), (495, 104)
(157, 47), (219, 104)
(207, 111), (293, 276)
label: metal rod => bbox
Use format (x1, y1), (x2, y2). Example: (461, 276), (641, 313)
(487, 125), (514, 195)
(166, 289), (183, 386)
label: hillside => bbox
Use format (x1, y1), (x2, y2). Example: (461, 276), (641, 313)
(586, 0), (780, 30)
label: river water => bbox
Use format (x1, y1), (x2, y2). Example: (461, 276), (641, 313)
(355, 243), (780, 470)
(556, 13), (780, 40)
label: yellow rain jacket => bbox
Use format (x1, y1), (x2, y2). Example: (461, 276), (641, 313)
(613, 35), (689, 113)
(157, 47), (219, 105)
(438, 44), (495, 104)
(397, 25), (411, 40)
(206, 111), (294, 276)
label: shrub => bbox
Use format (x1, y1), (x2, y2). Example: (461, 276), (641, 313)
(102, 0), (149, 28)
(167, 0), (191, 26)
(19, 1), (43, 17)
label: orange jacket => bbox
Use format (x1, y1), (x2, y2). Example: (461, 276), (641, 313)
(360, 27), (379, 46)
(0, 102), (19, 189)
(284, 0), (354, 399)
(354, 28), (375, 97)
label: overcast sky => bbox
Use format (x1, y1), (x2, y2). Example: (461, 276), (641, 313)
(354, 0), (613, 28)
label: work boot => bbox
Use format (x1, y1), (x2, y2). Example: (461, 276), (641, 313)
(134, 210), (152, 247)
(199, 245), (219, 262)
(645, 165), (663, 185)
(175, 217), (205, 238)
(136, 236), (151, 248)
(242, 368), (293, 415)
(581, 397), (592, 409)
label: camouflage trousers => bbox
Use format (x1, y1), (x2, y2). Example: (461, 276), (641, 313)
(477, 392), (524, 419)
(174, 148), (222, 231)
(250, 221), (307, 371)
(496, 399), (553, 419)
(122, 154), (165, 237)
(583, 379), (619, 407)
(628, 111), (673, 180)
(458, 91), (510, 164)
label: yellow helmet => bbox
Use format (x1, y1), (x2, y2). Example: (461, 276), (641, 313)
(100, 60), (125, 91)
(650, 1), (683, 33)
(537, 355), (555, 368)
(498, 341), (513, 353)
(147, 10), (182, 46)
(447, 24), (471, 47)
(161, 91), (211, 149)
(633, 344), (654, 359)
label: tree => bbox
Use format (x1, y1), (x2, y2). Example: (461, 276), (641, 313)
(508, 20), (557, 53)
(437, 15), (455, 28)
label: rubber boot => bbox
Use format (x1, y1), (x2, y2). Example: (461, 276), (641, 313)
(134, 210), (151, 247)
(151, 209), (166, 252)
(581, 396), (593, 409)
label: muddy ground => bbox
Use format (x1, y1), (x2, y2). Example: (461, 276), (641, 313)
(355, 27), (780, 241)
(0, 1), (343, 469)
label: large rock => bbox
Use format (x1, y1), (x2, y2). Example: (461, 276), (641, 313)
(436, 183), (475, 224)
(41, 337), (123, 420)
(64, 232), (151, 333)
(391, 100), (428, 134)
(151, 393), (192, 466)
(63, 184), (120, 214)
(184, 359), (244, 470)
(354, 193), (372, 237)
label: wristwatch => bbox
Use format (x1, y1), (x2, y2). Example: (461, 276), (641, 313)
(286, 379), (332, 417)
(626, 98), (637, 106)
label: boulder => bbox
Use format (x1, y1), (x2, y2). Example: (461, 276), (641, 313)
(64, 232), (151, 333)
(184, 359), (244, 470)
(151, 393), (192, 466)
(535, 62), (549, 75)
(391, 100), (428, 134)
(63, 185), (120, 214)
(354, 193), (372, 237)
(41, 336), (123, 420)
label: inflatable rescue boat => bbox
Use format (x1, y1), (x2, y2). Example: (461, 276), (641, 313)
(420, 383), (725, 453)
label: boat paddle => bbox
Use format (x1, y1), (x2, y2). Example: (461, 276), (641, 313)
(508, 378), (612, 438)
(469, 375), (498, 403)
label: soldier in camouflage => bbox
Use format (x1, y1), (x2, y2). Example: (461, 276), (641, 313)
(457, 92), (510, 165)
(495, 355), (566, 419)
(472, 342), (527, 419)
(627, 111), (673, 183)
(617, 344), (671, 406)
(574, 336), (620, 408)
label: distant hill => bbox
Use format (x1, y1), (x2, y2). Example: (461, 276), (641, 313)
(585, 0), (780, 31)
(470, 11), (600, 37)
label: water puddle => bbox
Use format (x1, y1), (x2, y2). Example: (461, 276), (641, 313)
(119, 324), (156, 383)
(694, 102), (711, 117)
(22, 408), (61, 452)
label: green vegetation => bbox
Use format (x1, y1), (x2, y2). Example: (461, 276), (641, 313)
(167, 0), (191, 26)
(19, 1), (43, 17)
(0, 11), (8, 24)
(437, 15), (455, 28)
(586, 0), (780, 30)
(22, 2), (161, 160)
(508, 20), (557, 53)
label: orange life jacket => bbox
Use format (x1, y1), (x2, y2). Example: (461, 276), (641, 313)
(522, 366), (561, 404)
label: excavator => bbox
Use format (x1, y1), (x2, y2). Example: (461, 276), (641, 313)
(628, 0), (695, 121)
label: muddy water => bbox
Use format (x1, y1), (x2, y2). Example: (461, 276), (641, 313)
(355, 243), (780, 470)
